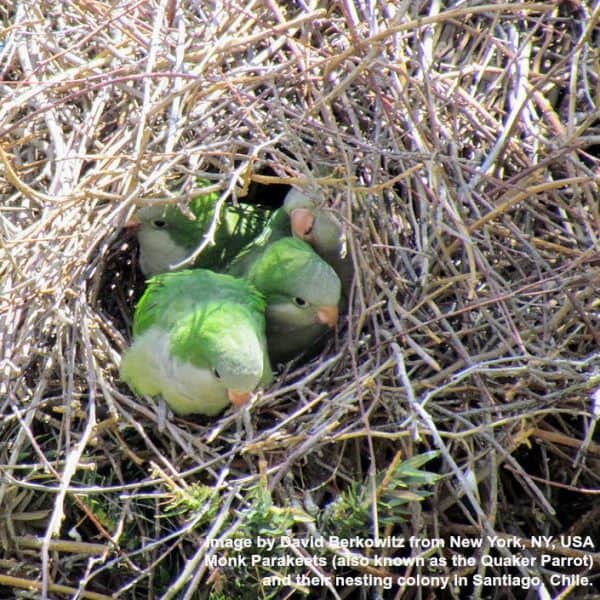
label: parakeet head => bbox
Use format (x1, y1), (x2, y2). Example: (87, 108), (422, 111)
(172, 302), (266, 405)
(248, 237), (341, 331)
(134, 196), (216, 276)
(284, 188), (343, 256)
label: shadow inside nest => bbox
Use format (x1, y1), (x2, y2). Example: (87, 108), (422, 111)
(96, 226), (146, 338)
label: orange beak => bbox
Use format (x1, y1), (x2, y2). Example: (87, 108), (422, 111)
(316, 304), (339, 327)
(125, 213), (140, 232)
(290, 208), (315, 241)
(227, 389), (251, 407)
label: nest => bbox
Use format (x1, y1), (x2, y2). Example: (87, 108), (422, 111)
(1, 2), (599, 599)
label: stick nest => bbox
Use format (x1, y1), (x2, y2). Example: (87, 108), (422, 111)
(1, 2), (599, 599)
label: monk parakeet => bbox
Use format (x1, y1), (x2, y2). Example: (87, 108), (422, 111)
(120, 269), (272, 416)
(228, 215), (342, 362)
(283, 188), (354, 295)
(132, 180), (273, 276)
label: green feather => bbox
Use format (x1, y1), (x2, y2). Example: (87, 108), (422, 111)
(132, 269), (265, 336)
(226, 208), (291, 277)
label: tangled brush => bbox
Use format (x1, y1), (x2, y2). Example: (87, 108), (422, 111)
(1, 2), (599, 599)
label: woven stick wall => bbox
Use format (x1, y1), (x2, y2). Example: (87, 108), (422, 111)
(1, 2), (599, 599)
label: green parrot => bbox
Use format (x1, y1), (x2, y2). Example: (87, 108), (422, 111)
(131, 180), (273, 276)
(120, 269), (272, 416)
(283, 188), (354, 295)
(228, 212), (342, 362)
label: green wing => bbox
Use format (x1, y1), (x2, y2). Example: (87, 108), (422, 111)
(132, 269), (265, 336)
(226, 208), (292, 276)
(191, 194), (274, 269)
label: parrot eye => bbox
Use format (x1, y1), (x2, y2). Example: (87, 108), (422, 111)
(152, 219), (167, 229)
(213, 368), (221, 380)
(293, 297), (307, 308)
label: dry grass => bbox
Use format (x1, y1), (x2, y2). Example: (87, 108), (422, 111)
(1, 1), (600, 599)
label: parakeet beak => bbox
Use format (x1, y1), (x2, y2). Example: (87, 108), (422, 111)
(228, 389), (251, 407)
(125, 214), (140, 232)
(316, 305), (338, 327)
(290, 208), (315, 241)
